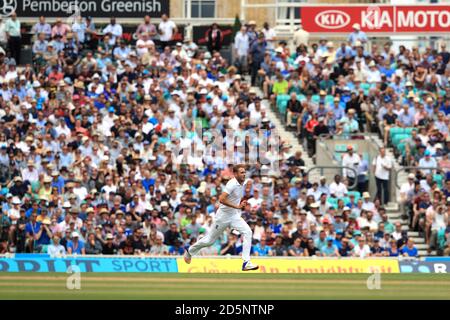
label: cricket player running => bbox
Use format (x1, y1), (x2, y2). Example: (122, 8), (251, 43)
(184, 164), (259, 271)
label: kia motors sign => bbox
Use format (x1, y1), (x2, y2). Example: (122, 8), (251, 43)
(301, 5), (450, 33)
(0, 0), (169, 18)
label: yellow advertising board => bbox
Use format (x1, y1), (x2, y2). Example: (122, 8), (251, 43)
(176, 258), (400, 273)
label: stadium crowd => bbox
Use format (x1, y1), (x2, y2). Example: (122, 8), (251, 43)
(0, 13), (448, 258)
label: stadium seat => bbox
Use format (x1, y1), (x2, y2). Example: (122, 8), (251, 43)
(312, 95), (320, 104)
(389, 127), (404, 140)
(276, 94), (291, 116)
(360, 83), (371, 91)
(403, 127), (415, 135)
(298, 94), (306, 102)
(341, 197), (351, 205)
(433, 174), (444, 189)
(348, 191), (361, 199)
(334, 144), (348, 152)
(397, 142), (407, 157)
(325, 95), (334, 105)
(362, 152), (370, 163)
(327, 197), (338, 208)
(392, 133), (410, 147)
(335, 144), (358, 153)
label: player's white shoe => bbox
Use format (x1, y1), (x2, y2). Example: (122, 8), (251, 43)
(183, 250), (192, 264)
(242, 261), (259, 271)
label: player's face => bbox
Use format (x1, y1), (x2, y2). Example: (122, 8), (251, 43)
(236, 168), (246, 183)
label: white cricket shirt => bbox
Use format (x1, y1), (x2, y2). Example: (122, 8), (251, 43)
(218, 177), (249, 215)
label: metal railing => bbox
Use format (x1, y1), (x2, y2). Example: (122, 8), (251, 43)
(393, 166), (439, 189)
(306, 166), (358, 189)
(319, 132), (382, 147)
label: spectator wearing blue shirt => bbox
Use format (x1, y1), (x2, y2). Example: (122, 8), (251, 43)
(51, 172), (65, 194)
(25, 213), (41, 246)
(388, 76), (403, 95)
(113, 40), (131, 61)
(169, 239), (185, 255)
(401, 239), (418, 257)
(33, 219), (52, 251)
(269, 216), (282, 234)
(67, 232), (86, 255)
(25, 201), (41, 218)
(440, 97), (450, 115)
(202, 164), (217, 178)
(321, 237), (340, 257)
(59, 145), (74, 168)
(253, 238), (272, 256)
(335, 42), (353, 61)
(398, 105), (415, 127)
(347, 24), (367, 46)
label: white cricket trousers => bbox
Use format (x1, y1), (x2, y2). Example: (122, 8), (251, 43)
(188, 212), (252, 262)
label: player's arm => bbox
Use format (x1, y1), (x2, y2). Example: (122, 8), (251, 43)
(218, 192), (245, 210)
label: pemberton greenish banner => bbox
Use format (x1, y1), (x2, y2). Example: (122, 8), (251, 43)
(0, 0), (169, 18)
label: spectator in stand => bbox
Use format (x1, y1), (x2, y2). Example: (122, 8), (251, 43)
(158, 14), (177, 49)
(342, 145), (360, 187)
(32, 16), (52, 39)
(329, 174), (348, 199)
(5, 12), (21, 65)
(51, 18), (71, 43)
(0, 18), (7, 50)
(136, 15), (157, 40)
(261, 22), (276, 51)
(207, 23), (223, 54)
(47, 235), (66, 256)
(103, 17), (123, 47)
(253, 238), (273, 256)
(373, 147), (393, 205)
(67, 231), (85, 255)
(401, 238), (419, 257)
(321, 237), (340, 257)
(234, 26), (249, 75)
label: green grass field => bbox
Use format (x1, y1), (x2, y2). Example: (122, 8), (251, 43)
(0, 273), (449, 300)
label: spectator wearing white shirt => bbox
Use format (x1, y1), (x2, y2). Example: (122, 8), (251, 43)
(341, 146), (361, 187)
(400, 173), (416, 204)
(22, 160), (39, 184)
(352, 237), (372, 258)
(172, 42), (188, 63)
(5, 12), (22, 64)
(136, 33), (155, 57)
(427, 205), (448, 253)
(372, 147), (393, 205)
(47, 235), (66, 257)
(329, 174), (348, 198)
(261, 22), (276, 51)
(0, 18), (8, 49)
(293, 22), (309, 47)
(158, 14), (177, 49)
(361, 192), (375, 212)
(365, 60), (381, 83)
(234, 26), (249, 74)
(103, 17), (123, 46)
(249, 98), (264, 127)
